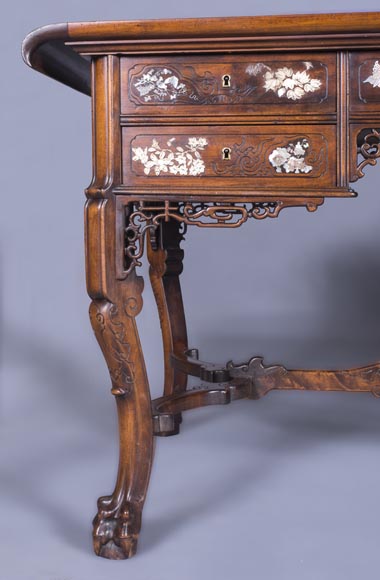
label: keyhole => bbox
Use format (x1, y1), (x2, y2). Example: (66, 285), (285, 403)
(222, 74), (231, 88)
(222, 147), (231, 160)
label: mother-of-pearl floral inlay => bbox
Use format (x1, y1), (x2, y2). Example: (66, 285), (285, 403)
(364, 61), (380, 88)
(269, 139), (313, 174)
(132, 137), (208, 176)
(133, 68), (187, 102)
(246, 62), (322, 101)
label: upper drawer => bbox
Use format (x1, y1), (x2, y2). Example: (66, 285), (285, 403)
(120, 53), (337, 117)
(350, 52), (380, 114)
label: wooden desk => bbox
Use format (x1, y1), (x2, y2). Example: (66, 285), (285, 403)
(23, 12), (380, 560)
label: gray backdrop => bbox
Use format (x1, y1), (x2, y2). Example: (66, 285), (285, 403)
(3, 1), (380, 579)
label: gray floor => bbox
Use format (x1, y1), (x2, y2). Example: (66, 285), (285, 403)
(4, 0), (380, 578)
(3, 346), (380, 580)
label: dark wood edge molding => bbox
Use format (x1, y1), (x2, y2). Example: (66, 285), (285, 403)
(22, 23), (91, 95)
(22, 12), (380, 96)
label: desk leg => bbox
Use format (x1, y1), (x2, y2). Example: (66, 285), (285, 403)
(89, 270), (154, 559)
(148, 220), (188, 404)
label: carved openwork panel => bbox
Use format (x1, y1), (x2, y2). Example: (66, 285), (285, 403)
(350, 126), (380, 181)
(115, 198), (324, 279)
(121, 53), (336, 116)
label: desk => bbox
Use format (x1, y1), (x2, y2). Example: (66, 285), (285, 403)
(23, 12), (380, 560)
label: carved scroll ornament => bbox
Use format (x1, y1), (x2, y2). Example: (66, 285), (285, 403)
(357, 128), (380, 178)
(89, 275), (144, 397)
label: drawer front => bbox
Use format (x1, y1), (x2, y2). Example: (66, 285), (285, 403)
(121, 54), (337, 116)
(350, 52), (380, 113)
(122, 125), (337, 192)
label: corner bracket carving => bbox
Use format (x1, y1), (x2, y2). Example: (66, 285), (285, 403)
(357, 128), (380, 178)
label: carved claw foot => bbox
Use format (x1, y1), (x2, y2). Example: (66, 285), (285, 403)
(93, 495), (142, 560)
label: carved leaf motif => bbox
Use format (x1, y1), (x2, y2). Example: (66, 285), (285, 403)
(90, 298), (144, 397)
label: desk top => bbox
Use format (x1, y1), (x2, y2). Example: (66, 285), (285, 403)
(23, 12), (380, 95)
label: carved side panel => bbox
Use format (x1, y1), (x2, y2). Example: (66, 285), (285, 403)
(86, 56), (122, 198)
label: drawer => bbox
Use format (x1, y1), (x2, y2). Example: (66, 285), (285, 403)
(350, 52), (380, 113)
(120, 53), (337, 117)
(122, 125), (338, 193)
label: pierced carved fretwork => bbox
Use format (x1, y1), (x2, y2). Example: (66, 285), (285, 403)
(357, 128), (380, 178)
(120, 199), (323, 277)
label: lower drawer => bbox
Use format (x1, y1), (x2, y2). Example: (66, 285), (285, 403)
(122, 125), (338, 194)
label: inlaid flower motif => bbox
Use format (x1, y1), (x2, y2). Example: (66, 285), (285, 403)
(133, 68), (187, 102)
(131, 146), (149, 165)
(132, 137), (208, 176)
(364, 61), (380, 88)
(268, 147), (291, 170)
(246, 61), (322, 100)
(269, 139), (313, 174)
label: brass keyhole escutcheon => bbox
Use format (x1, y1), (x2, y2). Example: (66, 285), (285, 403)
(222, 147), (232, 160)
(222, 74), (231, 87)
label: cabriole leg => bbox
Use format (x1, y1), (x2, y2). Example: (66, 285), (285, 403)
(89, 270), (154, 559)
